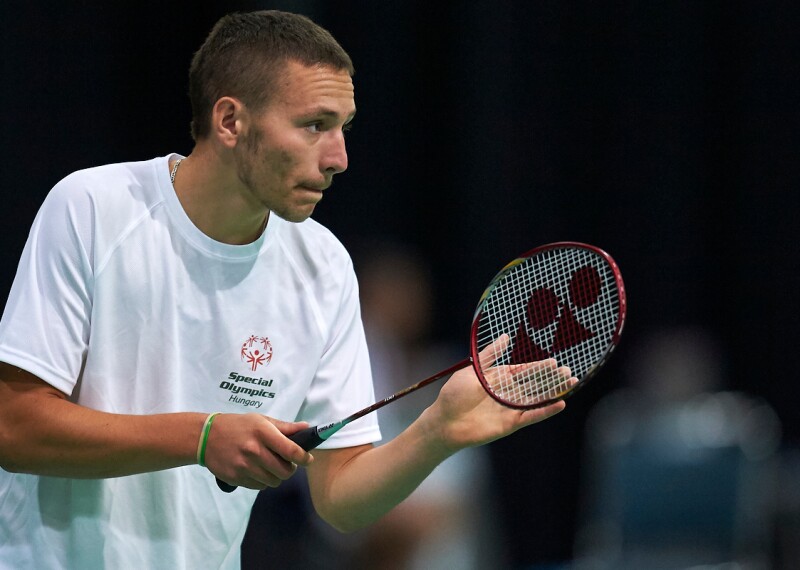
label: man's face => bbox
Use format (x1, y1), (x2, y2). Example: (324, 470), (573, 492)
(233, 60), (356, 223)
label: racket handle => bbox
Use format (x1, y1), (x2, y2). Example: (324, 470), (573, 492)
(215, 426), (324, 493)
(288, 426), (325, 451)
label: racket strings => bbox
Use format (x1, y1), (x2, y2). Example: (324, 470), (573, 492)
(476, 247), (621, 407)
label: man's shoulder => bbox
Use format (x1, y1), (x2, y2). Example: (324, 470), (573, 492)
(53, 156), (164, 202)
(41, 156), (168, 233)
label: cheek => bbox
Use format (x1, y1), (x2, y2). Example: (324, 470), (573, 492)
(261, 147), (298, 181)
(276, 150), (296, 175)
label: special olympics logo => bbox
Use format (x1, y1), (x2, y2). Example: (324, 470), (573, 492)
(241, 335), (273, 371)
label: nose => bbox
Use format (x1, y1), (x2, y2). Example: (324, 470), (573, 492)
(321, 131), (348, 175)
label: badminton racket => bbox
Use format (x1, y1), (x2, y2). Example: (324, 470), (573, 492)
(217, 241), (626, 492)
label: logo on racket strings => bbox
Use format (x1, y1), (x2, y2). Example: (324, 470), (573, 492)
(240, 335), (273, 371)
(510, 266), (602, 363)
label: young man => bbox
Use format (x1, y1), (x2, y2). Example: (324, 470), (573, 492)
(0, 10), (571, 569)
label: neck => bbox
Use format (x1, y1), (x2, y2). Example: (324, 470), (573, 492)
(170, 147), (269, 245)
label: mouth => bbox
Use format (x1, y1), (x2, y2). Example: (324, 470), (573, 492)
(298, 178), (331, 192)
(297, 184), (327, 193)
(295, 185), (327, 205)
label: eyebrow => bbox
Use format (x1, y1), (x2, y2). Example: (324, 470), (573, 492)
(302, 107), (357, 123)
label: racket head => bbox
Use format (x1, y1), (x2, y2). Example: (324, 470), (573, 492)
(469, 242), (626, 409)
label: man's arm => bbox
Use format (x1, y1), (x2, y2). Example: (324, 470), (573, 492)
(0, 363), (312, 485)
(303, 348), (568, 533)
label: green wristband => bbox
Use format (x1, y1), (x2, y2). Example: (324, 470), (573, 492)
(197, 412), (220, 468)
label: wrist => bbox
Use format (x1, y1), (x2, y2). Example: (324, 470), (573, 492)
(197, 412), (221, 467)
(414, 404), (463, 459)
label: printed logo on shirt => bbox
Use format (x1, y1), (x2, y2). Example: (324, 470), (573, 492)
(240, 335), (273, 371)
(217, 335), (278, 409)
(219, 372), (276, 409)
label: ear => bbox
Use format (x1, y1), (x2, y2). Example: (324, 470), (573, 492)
(210, 97), (247, 148)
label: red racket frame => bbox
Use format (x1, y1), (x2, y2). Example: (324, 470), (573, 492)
(469, 242), (626, 409)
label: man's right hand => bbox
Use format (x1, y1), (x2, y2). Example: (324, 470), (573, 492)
(203, 413), (314, 490)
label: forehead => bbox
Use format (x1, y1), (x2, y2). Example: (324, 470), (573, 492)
(272, 60), (355, 116)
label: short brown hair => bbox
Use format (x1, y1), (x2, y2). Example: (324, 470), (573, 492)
(188, 10), (354, 141)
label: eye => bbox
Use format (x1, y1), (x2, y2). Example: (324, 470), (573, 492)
(305, 122), (323, 134)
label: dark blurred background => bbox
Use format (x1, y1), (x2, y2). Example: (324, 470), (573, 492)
(2, 1), (799, 568)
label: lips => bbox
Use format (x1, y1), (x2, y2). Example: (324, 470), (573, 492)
(298, 183), (328, 192)
(295, 185), (326, 205)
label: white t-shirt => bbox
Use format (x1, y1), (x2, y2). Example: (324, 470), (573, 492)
(0, 155), (381, 569)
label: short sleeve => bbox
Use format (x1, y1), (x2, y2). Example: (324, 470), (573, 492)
(0, 173), (95, 395)
(295, 259), (382, 449)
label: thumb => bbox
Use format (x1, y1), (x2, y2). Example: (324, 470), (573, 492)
(266, 419), (315, 466)
(268, 418), (311, 436)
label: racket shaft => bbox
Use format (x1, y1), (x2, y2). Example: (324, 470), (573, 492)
(292, 357), (472, 451)
(340, 358), (471, 424)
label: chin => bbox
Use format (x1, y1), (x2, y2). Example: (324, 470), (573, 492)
(273, 208), (315, 223)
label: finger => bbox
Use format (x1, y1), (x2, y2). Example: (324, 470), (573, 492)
(520, 376), (577, 403)
(514, 362), (572, 389)
(264, 419), (315, 467)
(490, 362), (576, 405)
(517, 366), (568, 390)
(507, 358), (557, 375)
(521, 382), (576, 404)
(487, 359), (557, 394)
(260, 449), (299, 481)
(270, 419), (310, 435)
(478, 333), (511, 369)
(214, 454), (288, 491)
(228, 471), (283, 491)
(232, 446), (296, 488)
(519, 399), (567, 425)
